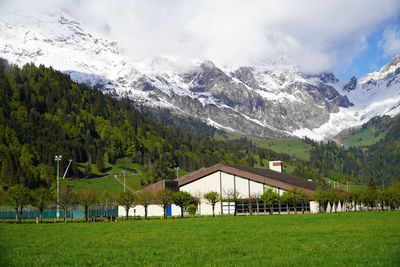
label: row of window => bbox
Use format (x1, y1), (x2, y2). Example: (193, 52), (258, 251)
(222, 201), (310, 214)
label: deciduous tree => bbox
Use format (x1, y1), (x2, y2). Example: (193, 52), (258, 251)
(187, 204), (197, 216)
(6, 184), (30, 223)
(30, 187), (54, 223)
(78, 188), (97, 222)
(247, 193), (261, 215)
(135, 190), (154, 220)
(118, 191), (135, 220)
(261, 188), (280, 215)
(223, 190), (241, 216)
(313, 188), (329, 213)
(101, 191), (114, 219)
(173, 191), (193, 218)
(203, 191), (220, 217)
(58, 185), (75, 223)
(154, 189), (174, 218)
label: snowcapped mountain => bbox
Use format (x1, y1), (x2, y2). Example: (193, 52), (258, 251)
(297, 55), (400, 140)
(1, 10), (399, 140)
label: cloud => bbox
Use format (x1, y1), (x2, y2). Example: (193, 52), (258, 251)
(1, 0), (400, 74)
(380, 25), (400, 58)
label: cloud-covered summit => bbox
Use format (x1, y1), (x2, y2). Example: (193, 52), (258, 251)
(1, 0), (400, 74)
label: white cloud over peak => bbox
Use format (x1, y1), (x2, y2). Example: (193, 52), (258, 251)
(1, 0), (400, 74)
(380, 25), (400, 58)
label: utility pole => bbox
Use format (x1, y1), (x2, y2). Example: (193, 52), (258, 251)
(347, 180), (349, 191)
(55, 155), (62, 219)
(122, 170), (126, 192)
(175, 167), (179, 179)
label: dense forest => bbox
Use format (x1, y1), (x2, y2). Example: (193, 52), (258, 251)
(138, 106), (219, 137)
(0, 59), (290, 189)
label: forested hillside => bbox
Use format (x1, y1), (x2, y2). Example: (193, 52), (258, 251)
(296, 121), (400, 185)
(138, 106), (219, 137)
(0, 59), (290, 189)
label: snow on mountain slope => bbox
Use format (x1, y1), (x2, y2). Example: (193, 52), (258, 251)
(294, 55), (400, 140)
(0, 10), (175, 109)
(1, 9), (399, 140)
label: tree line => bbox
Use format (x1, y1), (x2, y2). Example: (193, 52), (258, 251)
(0, 184), (311, 223)
(2, 182), (399, 224)
(313, 181), (400, 213)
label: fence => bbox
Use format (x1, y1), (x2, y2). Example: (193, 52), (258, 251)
(0, 205), (118, 220)
(222, 201), (310, 215)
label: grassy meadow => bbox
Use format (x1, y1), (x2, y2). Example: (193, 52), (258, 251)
(215, 132), (312, 160)
(341, 126), (385, 147)
(322, 177), (368, 191)
(1, 212), (399, 266)
(67, 158), (188, 197)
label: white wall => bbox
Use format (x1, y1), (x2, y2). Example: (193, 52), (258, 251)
(269, 161), (282, 172)
(235, 176), (249, 198)
(180, 171), (286, 215)
(118, 204), (181, 217)
(220, 172), (235, 197)
(310, 201), (319, 213)
(249, 180), (264, 196)
(180, 171), (222, 215)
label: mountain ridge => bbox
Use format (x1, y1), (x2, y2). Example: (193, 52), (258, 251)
(1, 9), (400, 140)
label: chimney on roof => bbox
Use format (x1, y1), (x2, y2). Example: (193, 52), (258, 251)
(269, 161), (282, 173)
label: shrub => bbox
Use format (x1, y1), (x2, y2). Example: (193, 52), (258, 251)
(188, 204), (197, 216)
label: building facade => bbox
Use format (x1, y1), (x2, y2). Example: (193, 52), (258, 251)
(119, 163), (329, 217)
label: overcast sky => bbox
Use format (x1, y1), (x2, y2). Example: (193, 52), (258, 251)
(2, 0), (400, 79)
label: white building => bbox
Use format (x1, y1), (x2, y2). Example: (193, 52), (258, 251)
(119, 163), (328, 217)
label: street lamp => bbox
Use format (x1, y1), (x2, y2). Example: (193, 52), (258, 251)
(122, 170), (126, 192)
(55, 155), (62, 219)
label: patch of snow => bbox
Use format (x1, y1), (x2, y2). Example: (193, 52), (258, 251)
(206, 118), (240, 133)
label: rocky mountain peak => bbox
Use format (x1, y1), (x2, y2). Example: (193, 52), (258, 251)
(314, 72), (339, 83)
(381, 54), (400, 74)
(343, 76), (357, 92)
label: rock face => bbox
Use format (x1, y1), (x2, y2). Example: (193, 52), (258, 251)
(343, 76), (357, 92)
(0, 9), (399, 140)
(130, 61), (353, 137)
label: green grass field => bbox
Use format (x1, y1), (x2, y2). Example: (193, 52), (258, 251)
(1, 212), (399, 266)
(340, 126), (385, 147)
(68, 157), (188, 197)
(322, 177), (367, 191)
(68, 158), (146, 197)
(215, 132), (312, 160)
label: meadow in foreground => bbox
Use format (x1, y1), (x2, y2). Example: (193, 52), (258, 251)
(1, 212), (399, 266)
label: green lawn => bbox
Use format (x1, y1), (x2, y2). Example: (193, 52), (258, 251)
(1, 212), (399, 266)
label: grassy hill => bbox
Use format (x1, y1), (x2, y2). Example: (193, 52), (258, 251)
(214, 132), (312, 160)
(337, 125), (386, 147)
(1, 212), (399, 266)
(322, 177), (367, 191)
(335, 115), (400, 147)
(67, 157), (188, 197)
